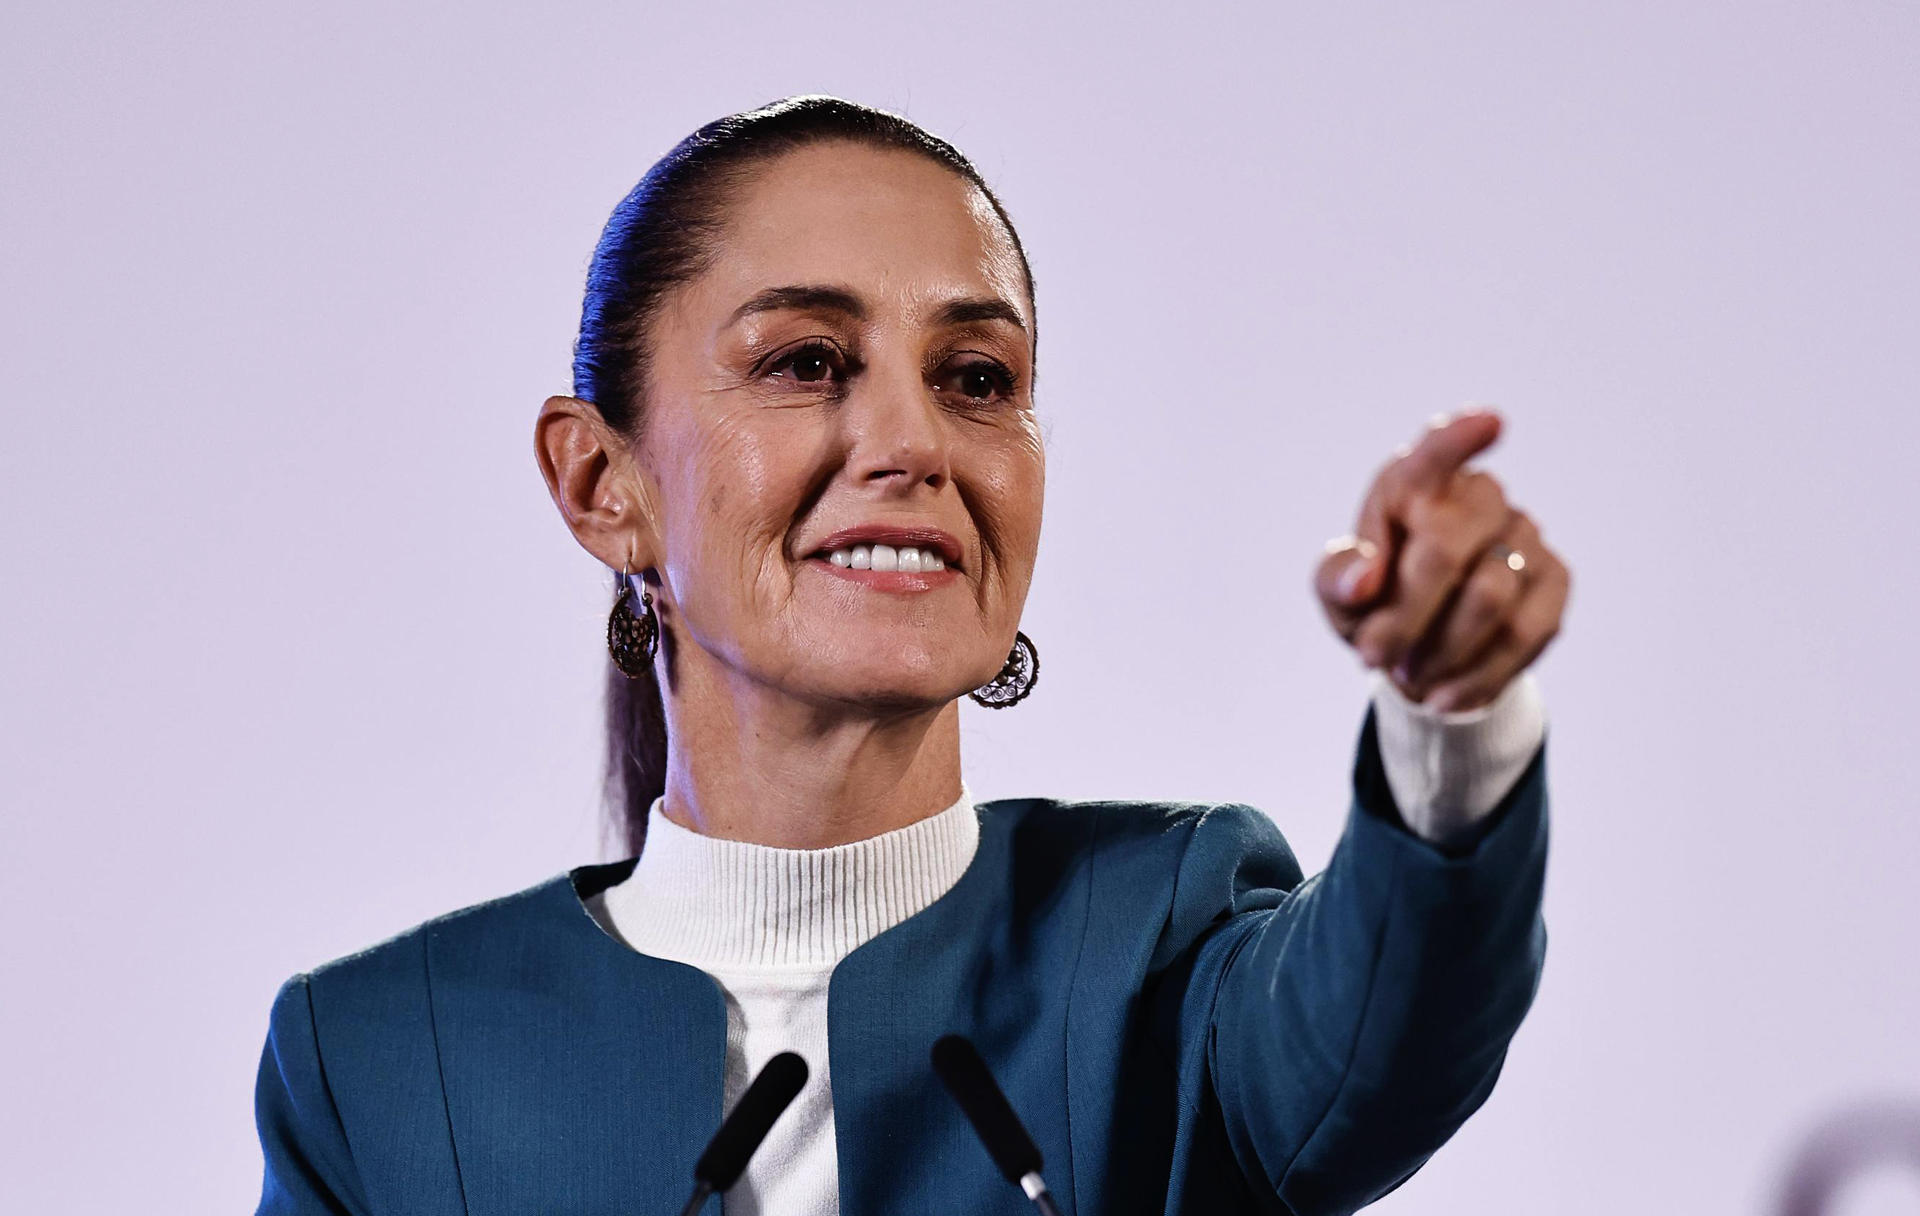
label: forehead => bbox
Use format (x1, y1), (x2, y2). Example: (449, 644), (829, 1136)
(692, 141), (1029, 327)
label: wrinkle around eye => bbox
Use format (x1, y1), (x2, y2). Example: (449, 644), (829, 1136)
(926, 332), (1028, 403)
(748, 340), (858, 401)
(727, 320), (841, 367)
(933, 360), (1018, 404)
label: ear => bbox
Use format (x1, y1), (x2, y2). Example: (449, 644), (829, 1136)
(533, 395), (661, 574)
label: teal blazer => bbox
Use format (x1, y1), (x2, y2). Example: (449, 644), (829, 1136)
(254, 709), (1548, 1215)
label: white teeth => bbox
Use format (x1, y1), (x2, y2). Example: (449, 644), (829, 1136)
(822, 543), (950, 573)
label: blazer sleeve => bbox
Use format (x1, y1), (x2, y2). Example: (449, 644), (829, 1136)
(1166, 704), (1549, 1215)
(254, 973), (372, 1216)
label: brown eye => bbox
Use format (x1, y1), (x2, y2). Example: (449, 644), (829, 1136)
(767, 341), (848, 388)
(790, 350), (832, 382)
(940, 360), (1015, 402)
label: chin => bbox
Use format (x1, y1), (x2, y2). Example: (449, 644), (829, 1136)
(805, 650), (979, 712)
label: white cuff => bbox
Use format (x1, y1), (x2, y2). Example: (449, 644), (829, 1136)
(1369, 669), (1547, 846)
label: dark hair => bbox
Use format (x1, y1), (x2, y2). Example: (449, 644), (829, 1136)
(573, 94), (1038, 856)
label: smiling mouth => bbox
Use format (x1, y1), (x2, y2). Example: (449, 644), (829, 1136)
(821, 543), (948, 573)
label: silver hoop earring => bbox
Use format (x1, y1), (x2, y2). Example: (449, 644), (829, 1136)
(607, 562), (658, 678)
(969, 630), (1039, 708)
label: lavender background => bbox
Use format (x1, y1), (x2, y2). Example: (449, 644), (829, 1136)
(4, 3), (1917, 1211)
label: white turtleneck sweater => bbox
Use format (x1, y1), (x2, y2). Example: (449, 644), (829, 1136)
(587, 670), (1546, 1215)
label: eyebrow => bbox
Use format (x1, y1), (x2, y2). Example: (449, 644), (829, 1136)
(725, 285), (866, 329)
(723, 284), (1027, 333)
(931, 296), (1027, 332)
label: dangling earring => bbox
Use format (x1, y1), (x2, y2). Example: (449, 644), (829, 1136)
(607, 561), (659, 678)
(969, 630), (1040, 708)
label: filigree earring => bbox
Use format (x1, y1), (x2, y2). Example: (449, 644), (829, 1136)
(607, 561), (659, 678)
(969, 630), (1040, 708)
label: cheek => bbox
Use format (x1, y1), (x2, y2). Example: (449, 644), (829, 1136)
(973, 423), (1047, 582)
(655, 414), (815, 608)
(1011, 421), (1047, 538)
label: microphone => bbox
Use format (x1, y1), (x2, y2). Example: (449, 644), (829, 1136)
(930, 1034), (1062, 1216)
(677, 1051), (809, 1216)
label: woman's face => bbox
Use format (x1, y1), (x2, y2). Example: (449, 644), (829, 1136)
(631, 141), (1044, 712)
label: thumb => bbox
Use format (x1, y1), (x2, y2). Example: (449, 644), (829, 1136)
(1316, 535), (1384, 611)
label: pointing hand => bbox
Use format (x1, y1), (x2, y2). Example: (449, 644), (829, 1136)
(1313, 409), (1571, 712)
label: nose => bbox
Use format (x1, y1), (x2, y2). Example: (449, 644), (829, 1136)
(840, 359), (951, 494)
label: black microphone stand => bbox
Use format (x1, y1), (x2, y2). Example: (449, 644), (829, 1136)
(672, 1052), (809, 1216)
(675, 1181), (713, 1216)
(932, 1034), (1065, 1216)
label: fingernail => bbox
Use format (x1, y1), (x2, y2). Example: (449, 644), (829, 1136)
(1323, 534), (1378, 560)
(1337, 557), (1372, 601)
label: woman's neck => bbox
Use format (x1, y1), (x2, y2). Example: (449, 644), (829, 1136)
(659, 667), (965, 848)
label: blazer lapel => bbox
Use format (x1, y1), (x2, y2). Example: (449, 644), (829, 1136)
(427, 864), (728, 1216)
(828, 801), (1093, 1216)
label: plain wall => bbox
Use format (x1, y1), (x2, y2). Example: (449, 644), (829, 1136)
(3, 2), (1916, 1211)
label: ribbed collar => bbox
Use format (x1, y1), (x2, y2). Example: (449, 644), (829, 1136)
(599, 784), (980, 971)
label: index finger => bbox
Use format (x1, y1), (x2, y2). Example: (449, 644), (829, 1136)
(1346, 407), (1505, 582)
(1399, 408), (1504, 494)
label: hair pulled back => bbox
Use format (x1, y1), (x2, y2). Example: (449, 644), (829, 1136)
(574, 95), (1037, 855)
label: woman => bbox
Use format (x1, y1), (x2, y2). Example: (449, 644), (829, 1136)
(254, 95), (1569, 1216)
